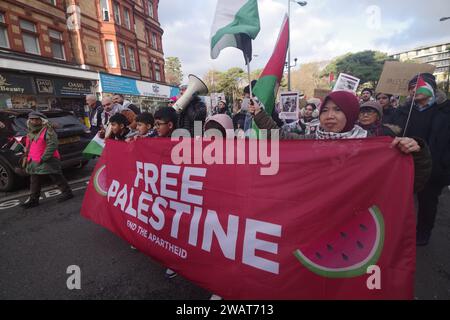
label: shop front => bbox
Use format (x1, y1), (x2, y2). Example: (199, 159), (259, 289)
(0, 70), (97, 114)
(0, 55), (99, 113)
(99, 73), (179, 114)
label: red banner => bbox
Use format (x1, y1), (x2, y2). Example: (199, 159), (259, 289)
(81, 137), (416, 299)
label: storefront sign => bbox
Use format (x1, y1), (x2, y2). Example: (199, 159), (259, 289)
(36, 78), (55, 94)
(0, 72), (35, 94)
(54, 78), (93, 97)
(100, 73), (179, 98)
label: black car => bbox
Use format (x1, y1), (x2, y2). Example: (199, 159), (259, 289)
(0, 109), (91, 191)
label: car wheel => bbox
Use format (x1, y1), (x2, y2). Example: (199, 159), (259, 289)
(0, 159), (16, 192)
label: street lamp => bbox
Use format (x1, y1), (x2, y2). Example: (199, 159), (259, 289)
(288, 0), (307, 91)
(440, 17), (450, 94)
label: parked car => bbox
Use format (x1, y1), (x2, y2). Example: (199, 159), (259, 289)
(0, 109), (91, 191)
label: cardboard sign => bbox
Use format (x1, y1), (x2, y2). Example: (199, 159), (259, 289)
(332, 73), (360, 93)
(376, 61), (436, 96)
(314, 89), (332, 100)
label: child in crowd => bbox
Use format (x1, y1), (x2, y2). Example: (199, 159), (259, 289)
(121, 109), (139, 139)
(108, 114), (131, 141)
(154, 107), (178, 138)
(127, 112), (157, 141)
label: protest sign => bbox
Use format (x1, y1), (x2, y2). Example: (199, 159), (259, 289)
(376, 61), (436, 96)
(333, 73), (360, 93)
(279, 91), (299, 120)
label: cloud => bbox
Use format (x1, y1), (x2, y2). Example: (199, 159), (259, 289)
(159, 0), (450, 81)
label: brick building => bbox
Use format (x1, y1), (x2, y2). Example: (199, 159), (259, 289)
(0, 0), (172, 112)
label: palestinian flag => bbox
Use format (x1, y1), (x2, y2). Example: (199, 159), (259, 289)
(210, 0), (260, 63)
(82, 134), (105, 158)
(416, 75), (435, 98)
(253, 14), (289, 120)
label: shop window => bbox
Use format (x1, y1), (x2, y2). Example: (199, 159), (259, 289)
(49, 29), (65, 60)
(20, 20), (40, 55)
(124, 8), (131, 29)
(118, 43), (127, 69)
(105, 40), (117, 68)
(113, 1), (121, 25)
(155, 63), (161, 82)
(0, 13), (9, 48)
(128, 47), (136, 71)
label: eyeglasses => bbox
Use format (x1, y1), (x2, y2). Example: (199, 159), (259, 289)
(155, 121), (168, 128)
(377, 96), (389, 100)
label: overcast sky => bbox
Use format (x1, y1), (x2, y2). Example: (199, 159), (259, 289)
(159, 0), (450, 81)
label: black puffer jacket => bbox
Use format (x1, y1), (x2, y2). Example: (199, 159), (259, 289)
(178, 96), (207, 136)
(394, 90), (450, 186)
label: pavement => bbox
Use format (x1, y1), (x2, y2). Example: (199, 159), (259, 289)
(0, 161), (449, 299)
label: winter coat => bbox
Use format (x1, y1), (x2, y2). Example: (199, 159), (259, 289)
(89, 101), (103, 135)
(25, 124), (62, 175)
(233, 112), (246, 130)
(382, 106), (397, 125)
(394, 90), (450, 186)
(178, 96), (207, 136)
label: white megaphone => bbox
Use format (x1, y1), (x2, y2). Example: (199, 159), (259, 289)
(173, 74), (208, 112)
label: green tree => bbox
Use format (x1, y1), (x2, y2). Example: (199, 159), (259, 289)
(216, 67), (245, 102)
(165, 57), (183, 86)
(203, 70), (223, 93)
(322, 51), (392, 87)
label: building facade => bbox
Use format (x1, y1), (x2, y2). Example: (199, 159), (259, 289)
(391, 42), (450, 91)
(0, 0), (171, 112)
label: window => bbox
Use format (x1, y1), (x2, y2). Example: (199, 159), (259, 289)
(118, 43), (127, 69)
(0, 13), (9, 48)
(128, 47), (136, 71)
(155, 63), (161, 81)
(144, 29), (149, 44)
(147, 1), (154, 18)
(20, 20), (40, 55)
(148, 61), (153, 79)
(49, 29), (65, 60)
(105, 40), (117, 68)
(151, 32), (157, 49)
(113, 2), (121, 25)
(100, 0), (110, 21)
(124, 8), (131, 29)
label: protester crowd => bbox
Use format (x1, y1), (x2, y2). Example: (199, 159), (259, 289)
(78, 72), (450, 250)
(18, 71), (449, 299)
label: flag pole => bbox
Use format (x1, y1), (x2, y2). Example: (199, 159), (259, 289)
(402, 73), (420, 137)
(245, 55), (253, 98)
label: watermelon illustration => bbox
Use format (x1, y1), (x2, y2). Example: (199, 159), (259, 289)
(293, 206), (384, 278)
(93, 165), (108, 197)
